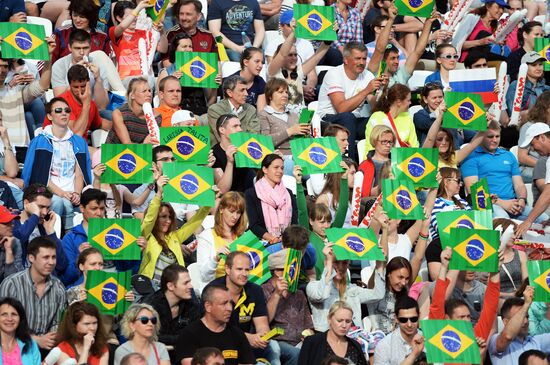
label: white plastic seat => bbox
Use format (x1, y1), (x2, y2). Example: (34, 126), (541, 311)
(357, 139), (366, 163)
(26, 16), (53, 37)
(262, 30), (284, 51)
(307, 101), (318, 111)
(315, 65), (334, 75)
(525, 183), (533, 207)
(187, 262), (205, 296)
(509, 145), (518, 161)
(282, 175), (296, 195)
(360, 265), (373, 284)
(408, 105), (423, 118)
(91, 129), (109, 148)
(221, 62), (241, 78)
(201, 215), (215, 230)
(407, 70), (432, 91)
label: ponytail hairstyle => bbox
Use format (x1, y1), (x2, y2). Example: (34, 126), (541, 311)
(517, 21), (543, 47)
(319, 158), (357, 210)
(373, 83), (410, 113)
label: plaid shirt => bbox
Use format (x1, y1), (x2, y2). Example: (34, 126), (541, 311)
(332, 3), (363, 48)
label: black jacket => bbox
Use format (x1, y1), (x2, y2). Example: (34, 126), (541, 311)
(298, 331), (367, 365)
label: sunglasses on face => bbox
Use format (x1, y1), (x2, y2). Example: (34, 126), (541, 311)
(53, 107), (71, 114)
(397, 316), (419, 324)
(136, 316), (157, 325)
(440, 54), (459, 60)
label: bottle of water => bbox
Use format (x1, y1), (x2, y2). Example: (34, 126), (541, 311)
(241, 31), (252, 49)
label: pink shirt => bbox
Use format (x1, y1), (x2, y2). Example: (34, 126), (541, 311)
(2, 342), (23, 365)
(460, 19), (493, 62)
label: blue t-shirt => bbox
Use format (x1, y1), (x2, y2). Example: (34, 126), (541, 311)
(229, 71), (265, 107)
(207, 0), (262, 45)
(461, 146), (521, 200)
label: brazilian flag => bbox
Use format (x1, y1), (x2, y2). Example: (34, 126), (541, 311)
(230, 132), (275, 169)
(470, 178), (492, 211)
(163, 163), (215, 206)
(293, 4), (337, 41)
(299, 109), (314, 124)
(395, 0), (434, 17)
(160, 126), (210, 164)
(101, 144), (153, 184)
(146, 0), (169, 22)
(421, 319), (480, 364)
(443, 92), (486, 131)
(290, 137), (343, 175)
(229, 231), (271, 285)
(528, 260), (550, 302)
(86, 270), (132, 316)
(88, 218), (141, 260)
(284, 249), (302, 293)
(391, 147), (438, 188)
(535, 38), (550, 71)
(448, 228), (499, 272)
(382, 179), (424, 220)
(176, 51), (218, 88)
(436, 210), (492, 248)
(0, 23), (49, 60)
(325, 228), (384, 261)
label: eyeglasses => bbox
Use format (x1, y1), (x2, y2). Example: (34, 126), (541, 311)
(155, 157), (176, 162)
(136, 316), (157, 325)
(440, 54), (459, 60)
(53, 107), (71, 114)
(446, 178), (463, 185)
(378, 139), (394, 145)
(397, 316), (419, 324)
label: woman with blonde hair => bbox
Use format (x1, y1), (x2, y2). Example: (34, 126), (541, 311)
(359, 125), (394, 198)
(114, 304), (170, 365)
(197, 191), (248, 282)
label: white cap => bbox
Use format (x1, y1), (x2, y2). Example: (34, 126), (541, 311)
(171, 110), (197, 126)
(519, 123), (550, 148)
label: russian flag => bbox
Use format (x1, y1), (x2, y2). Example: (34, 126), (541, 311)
(449, 68), (498, 104)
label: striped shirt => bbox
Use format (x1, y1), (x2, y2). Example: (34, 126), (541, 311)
(429, 196), (471, 240)
(0, 269), (67, 335)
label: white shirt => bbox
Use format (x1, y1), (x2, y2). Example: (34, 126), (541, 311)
(317, 64), (375, 118)
(265, 38), (315, 65)
(545, 157), (550, 184)
(51, 53), (110, 92)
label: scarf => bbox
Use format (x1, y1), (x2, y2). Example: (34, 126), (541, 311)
(254, 177), (292, 235)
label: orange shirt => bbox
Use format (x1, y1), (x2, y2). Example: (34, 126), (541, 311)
(155, 104), (180, 127)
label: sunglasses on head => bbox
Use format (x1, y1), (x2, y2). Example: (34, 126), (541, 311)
(397, 316), (419, 324)
(136, 316), (157, 325)
(440, 54), (459, 60)
(53, 107), (71, 114)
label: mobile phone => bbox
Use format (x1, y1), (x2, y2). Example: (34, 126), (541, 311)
(43, 212), (51, 221)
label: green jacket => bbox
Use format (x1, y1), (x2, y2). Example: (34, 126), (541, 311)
(207, 99), (260, 144)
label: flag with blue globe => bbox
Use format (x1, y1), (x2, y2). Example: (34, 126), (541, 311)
(382, 179), (424, 220)
(176, 52), (218, 88)
(436, 210), (492, 249)
(229, 231), (271, 285)
(294, 4), (337, 41)
(0, 23), (49, 60)
(160, 126), (210, 164)
(146, 0), (169, 22)
(283, 249), (302, 293)
(326, 228), (385, 260)
(102, 144), (153, 184)
(392, 148), (438, 188)
(535, 38), (550, 71)
(88, 218), (141, 260)
(421, 320), (480, 364)
(86, 270), (132, 315)
(448, 228), (499, 273)
(394, 0), (434, 18)
(163, 163), (215, 206)
(230, 132), (275, 169)
(443, 92), (487, 131)
(528, 260), (550, 302)
(470, 178), (493, 211)
(290, 137), (343, 175)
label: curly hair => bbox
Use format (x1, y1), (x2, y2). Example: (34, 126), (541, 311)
(120, 304), (161, 341)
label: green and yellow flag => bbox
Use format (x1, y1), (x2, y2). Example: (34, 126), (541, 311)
(470, 178), (492, 211)
(325, 228), (384, 261)
(436, 210), (492, 248)
(86, 270), (131, 316)
(163, 163), (215, 206)
(230, 132), (275, 169)
(535, 38), (550, 71)
(293, 4), (337, 41)
(391, 147), (439, 188)
(528, 260), (550, 302)
(395, 0), (434, 17)
(299, 109), (315, 124)
(443, 91), (486, 131)
(448, 228), (499, 272)
(160, 126), (210, 164)
(382, 179), (424, 220)
(88, 218), (141, 261)
(420, 319), (480, 364)
(229, 231), (271, 285)
(290, 137), (343, 175)
(176, 51), (218, 88)
(0, 23), (49, 60)
(146, 0), (169, 22)
(101, 144), (153, 184)
(284, 249), (302, 293)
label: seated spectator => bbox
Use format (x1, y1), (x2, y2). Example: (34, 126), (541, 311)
(424, 44), (458, 88)
(0, 237), (67, 351)
(374, 296), (424, 365)
(207, 0), (265, 62)
(461, 121), (548, 222)
(366, 15), (407, 67)
(317, 161), (354, 227)
(0, 297), (41, 363)
(154, 76), (183, 127)
(364, 84), (419, 155)
(66, 247), (104, 304)
(519, 350), (549, 365)
(174, 284), (255, 365)
(0, 0), (25, 22)
(317, 42), (381, 161)
(493, 219), (527, 300)
(56, 301), (109, 364)
(114, 304), (171, 365)
(528, 300), (550, 336)
(299, 301), (368, 365)
(230, 48), (266, 111)
(191, 348), (225, 365)
(245, 154), (298, 244)
(0, 205), (23, 282)
(197, 192), (247, 283)
(106, 77), (162, 144)
(264, 10), (313, 65)
(208, 76), (260, 145)
(507, 21), (544, 83)
(22, 97), (91, 231)
(532, 156), (548, 206)
(144, 264), (201, 348)
(360, 126), (393, 198)
(121, 352), (148, 365)
(0, 110), (23, 206)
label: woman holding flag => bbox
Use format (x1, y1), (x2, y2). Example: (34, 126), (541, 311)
(317, 159), (356, 228)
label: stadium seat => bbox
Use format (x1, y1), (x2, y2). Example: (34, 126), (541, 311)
(91, 129), (109, 148)
(362, 317), (372, 332)
(262, 30), (284, 51)
(357, 139), (366, 163)
(27, 16), (53, 37)
(221, 62), (241, 78)
(282, 175), (296, 194)
(197, 0), (207, 20)
(408, 70), (432, 91)
(525, 183), (533, 207)
(509, 145), (518, 161)
(201, 215), (215, 230)
(315, 65), (334, 75)
(360, 265), (373, 284)
(307, 101), (318, 111)
(408, 105), (423, 118)
(187, 262), (205, 296)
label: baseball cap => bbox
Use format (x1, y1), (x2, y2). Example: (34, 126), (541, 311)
(171, 110), (198, 126)
(519, 122), (550, 148)
(0, 205), (19, 224)
(280, 10), (293, 25)
(521, 51), (545, 64)
(268, 249), (288, 270)
(481, 0), (510, 8)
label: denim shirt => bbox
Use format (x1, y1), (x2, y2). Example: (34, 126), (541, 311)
(506, 78), (550, 115)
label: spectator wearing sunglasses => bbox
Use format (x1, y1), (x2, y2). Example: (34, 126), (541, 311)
(506, 21), (544, 83)
(115, 304), (171, 365)
(424, 44), (459, 89)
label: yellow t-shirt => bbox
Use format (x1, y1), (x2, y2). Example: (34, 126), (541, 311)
(212, 230), (229, 278)
(438, 152), (458, 169)
(364, 111), (419, 156)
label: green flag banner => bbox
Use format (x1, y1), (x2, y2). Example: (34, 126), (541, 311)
(293, 4), (337, 41)
(230, 132), (275, 169)
(229, 231), (271, 285)
(86, 270), (132, 316)
(420, 319), (480, 364)
(528, 260), (550, 302)
(176, 52), (218, 88)
(448, 228), (499, 272)
(470, 178), (492, 211)
(88, 218), (141, 260)
(299, 109), (314, 124)
(535, 38), (550, 71)
(382, 179), (424, 220)
(0, 23), (49, 60)
(443, 91), (487, 131)
(325, 228), (384, 261)
(163, 163), (215, 206)
(395, 0), (434, 17)
(284, 249), (302, 293)
(436, 210), (492, 248)
(146, 0), (169, 22)
(160, 126), (210, 164)
(101, 144), (153, 184)
(290, 137), (343, 175)
(391, 147), (439, 188)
